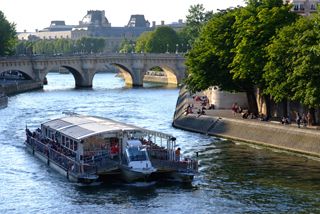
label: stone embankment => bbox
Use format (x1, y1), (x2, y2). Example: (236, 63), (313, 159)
(173, 86), (320, 158)
(0, 81), (43, 96)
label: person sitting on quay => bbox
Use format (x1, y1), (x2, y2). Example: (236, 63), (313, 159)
(232, 102), (238, 116)
(197, 107), (206, 117)
(184, 104), (193, 115)
(281, 116), (290, 125)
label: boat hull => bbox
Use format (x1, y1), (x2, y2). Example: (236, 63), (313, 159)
(120, 166), (155, 183)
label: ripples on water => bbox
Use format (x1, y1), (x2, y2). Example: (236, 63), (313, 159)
(0, 73), (320, 213)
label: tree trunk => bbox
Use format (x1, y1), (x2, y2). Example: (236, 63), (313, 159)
(264, 94), (272, 119)
(246, 89), (258, 115)
(310, 107), (316, 125)
(282, 99), (288, 117)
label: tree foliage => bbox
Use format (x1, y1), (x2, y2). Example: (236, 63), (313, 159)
(0, 11), (17, 56)
(119, 38), (135, 53)
(135, 26), (179, 53)
(231, 0), (297, 89)
(185, 9), (243, 93)
(185, 0), (298, 113)
(135, 31), (153, 53)
(265, 13), (320, 108)
(15, 37), (106, 55)
(181, 4), (213, 46)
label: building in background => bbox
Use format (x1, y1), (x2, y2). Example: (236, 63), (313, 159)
(285, 0), (320, 16)
(17, 10), (185, 52)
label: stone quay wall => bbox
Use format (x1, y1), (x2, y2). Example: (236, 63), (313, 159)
(173, 86), (320, 158)
(0, 81), (43, 96)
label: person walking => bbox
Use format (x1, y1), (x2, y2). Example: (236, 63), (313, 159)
(296, 112), (301, 128)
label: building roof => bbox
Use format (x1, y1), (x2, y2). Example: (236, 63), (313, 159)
(42, 114), (172, 140)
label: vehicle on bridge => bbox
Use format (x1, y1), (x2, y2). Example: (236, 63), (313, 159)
(25, 114), (198, 184)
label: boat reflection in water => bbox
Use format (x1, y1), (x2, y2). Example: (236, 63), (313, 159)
(25, 113), (198, 184)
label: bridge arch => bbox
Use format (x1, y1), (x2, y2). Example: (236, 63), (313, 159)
(145, 64), (178, 86)
(0, 69), (33, 80)
(110, 63), (133, 86)
(44, 65), (86, 88)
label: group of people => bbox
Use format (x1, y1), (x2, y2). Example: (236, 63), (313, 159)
(282, 112), (313, 128)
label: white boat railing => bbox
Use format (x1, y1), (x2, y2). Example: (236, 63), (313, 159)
(25, 135), (97, 177)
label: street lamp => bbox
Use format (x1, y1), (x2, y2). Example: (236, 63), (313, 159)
(175, 44), (179, 54)
(166, 44), (169, 54)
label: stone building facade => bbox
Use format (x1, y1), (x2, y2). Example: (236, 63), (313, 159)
(17, 10), (185, 52)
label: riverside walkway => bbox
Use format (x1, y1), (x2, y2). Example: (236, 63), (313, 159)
(173, 87), (320, 159)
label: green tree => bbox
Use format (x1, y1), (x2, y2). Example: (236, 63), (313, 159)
(135, 27), (179, 53)
(119, 38), (135, 53)
(135, 31), (153, 53)
(230, 0), (297, 114)
(0, 11), (17, 56)
(265, 13), (320, 109)
(148, 26), (180, 53)
(180, 4), (213, 46)
(185, 9), (242, 93)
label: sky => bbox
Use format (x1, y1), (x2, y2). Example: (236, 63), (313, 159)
(2, 0), (245, 32)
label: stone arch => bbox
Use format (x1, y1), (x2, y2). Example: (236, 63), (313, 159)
(0, 69), (33, 80)
(146, 64), (178, 86)
(110, 63), (133, 86)
(43, 65), (84, 88)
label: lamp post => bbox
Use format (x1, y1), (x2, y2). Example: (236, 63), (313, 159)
(166, 44), (169, 53)
(175, 44), (179, 54)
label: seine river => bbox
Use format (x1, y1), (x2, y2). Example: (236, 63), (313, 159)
(0, 73), (320, 213)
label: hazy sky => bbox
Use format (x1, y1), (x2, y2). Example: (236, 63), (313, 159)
(2, 0), (245, 32)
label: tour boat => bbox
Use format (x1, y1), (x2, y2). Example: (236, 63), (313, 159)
(25, 113), (198, 184)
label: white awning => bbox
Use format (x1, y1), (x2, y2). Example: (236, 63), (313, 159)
(42, 114), (172, 140)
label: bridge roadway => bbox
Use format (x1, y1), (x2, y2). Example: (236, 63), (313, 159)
(0, 53), (186, 87)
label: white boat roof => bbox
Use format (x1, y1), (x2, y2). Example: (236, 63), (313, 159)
(42, 114), (172, 140)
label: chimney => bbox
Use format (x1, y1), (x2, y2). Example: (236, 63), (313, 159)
(152, 21), (156, 27)
(161, 20), (164, 25)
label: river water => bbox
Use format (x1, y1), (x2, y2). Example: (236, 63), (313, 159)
(0, 73), (320, 213)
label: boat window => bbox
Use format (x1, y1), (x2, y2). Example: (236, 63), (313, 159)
(62, 136), (65, 146)
(70, 139), (73, 149)
(127, 147), (147, 161)
(74, 142), (77, 151)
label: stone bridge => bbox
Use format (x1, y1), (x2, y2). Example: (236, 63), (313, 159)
(0, 53), (186, 87)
